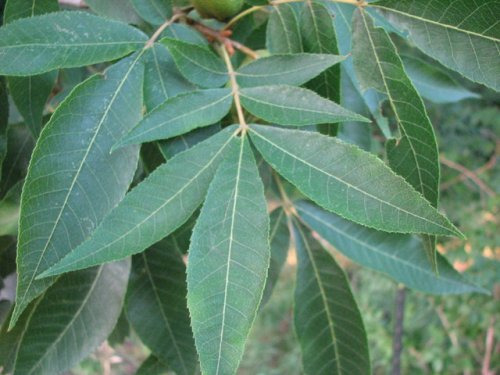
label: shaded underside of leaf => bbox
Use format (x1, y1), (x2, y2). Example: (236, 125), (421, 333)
(373, 0), (500, 91)
(296, 200), (488, 295)
(3, 260), (130, 375)
(127, 238), (196, 375)
(292, 219), (370, 375)
(300, 1), (341, 136)
(187, 136), (270, 375)
(4, 0), (59, 138)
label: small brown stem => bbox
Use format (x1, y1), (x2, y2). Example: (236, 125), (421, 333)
(440, 155), (496, 196)
(435, 304), (460, 349)
(223, 6), (268, 30)
(145, 13), (184, 48)
(194, 23), (259, 60)
(220, 46), (248, 133)
(391, 285), (406, 375)
(482, 317), (496, 375)
(441, 141), (498, 191)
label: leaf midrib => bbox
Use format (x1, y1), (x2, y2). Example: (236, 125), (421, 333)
(358, 10), (428, 199)
(125, 91), (232, 142)
(296, 204), (468, 289)
(236, 57), (338, 79)
(373, 5), (500, 43)
(215, 136), (245, 375)
(250, 126), (456, 235)
(43, 131), (236, 274)
(0, 41), (145, 50)
(17, 51), (144, 309)
(142, 252), (188, 375)
(295, 221), (342, 375)
(24, 266), (104, 375)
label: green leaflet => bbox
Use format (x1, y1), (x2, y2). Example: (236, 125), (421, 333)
(0, 181), (21, 236)
(353, 9), (440, 268)
(161, 38), (229, 88)
(117, 88), (233, 147)
(249, 125), (462, 237)
(266, 4), (303, 54)
(108, 309), (130, 346)
(0, 260), (130, 375)
(0, 77), (7, 179)
(0, 124), (35, 198)
(4, 0), (59, 138)
(85, 0), (142, 24)
(143, 43), (195, 112)
(7, 73), (57, 138)
(292, 219), (370, 375)
(38, 127), (237, 278)
(136, 356), (169, 375)
(300, 1), (341, 136)
(163, 24), (209, 47)
(3, 0), (58, 23)
(127, 236), (196, 375)
(236, 53), (345, 88)
(11, 55), (144, 328)
(131, 0), (172, 25)
(372, 0), (500, 91)
(187, 136), (270, 375)
(401, 54), (480, 104)
(296, 201), (488, 295)
(158, 124), (221, 160)
(328, 2), (392, 138)
(0, 12), (147, 76)
(240, 85), (369, 126)
(260, 207), (290, 307)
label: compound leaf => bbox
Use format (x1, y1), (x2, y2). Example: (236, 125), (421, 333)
(187, 136), (270, 375)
